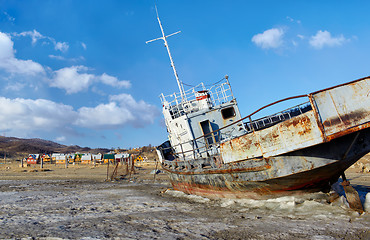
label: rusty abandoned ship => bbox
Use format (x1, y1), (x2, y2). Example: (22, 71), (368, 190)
(150, 10), (370, 199)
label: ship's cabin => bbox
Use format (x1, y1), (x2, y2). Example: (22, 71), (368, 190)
(156, 77), (313, 164)
(158, 78), (246, 161)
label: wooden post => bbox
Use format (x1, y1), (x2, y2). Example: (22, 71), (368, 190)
(129, 156), (133, 178)
(130, 156), (136, 174)
(106, 158), (110, 181)
(111, 163), (119, 181)
(21, 158), (24, 168)
(40, 157), (43, 169)
(125, 160), (129, 175)
(153, 159), (158, 181)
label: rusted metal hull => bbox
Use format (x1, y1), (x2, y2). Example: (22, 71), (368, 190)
(220, 77), (370, 163)
(163, 124), (370, 199)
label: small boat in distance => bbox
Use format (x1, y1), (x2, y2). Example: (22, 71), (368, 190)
(148, 8), (370, 200)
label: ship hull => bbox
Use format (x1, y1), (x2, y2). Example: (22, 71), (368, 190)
(162, 128), (370, 199)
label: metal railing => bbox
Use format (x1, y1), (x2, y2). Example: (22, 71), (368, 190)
(157, 94), (312, 165)
(244, 102), (312, 132)
(160, 78), (234, 119)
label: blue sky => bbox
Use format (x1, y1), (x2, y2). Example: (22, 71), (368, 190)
(0, 0), (369, 149)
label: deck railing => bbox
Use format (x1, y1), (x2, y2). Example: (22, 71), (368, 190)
(157, 94), (311, 163)
(160, 78), (234, 119)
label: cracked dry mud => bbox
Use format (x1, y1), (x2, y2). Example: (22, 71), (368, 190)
(0, 162), (369, 239)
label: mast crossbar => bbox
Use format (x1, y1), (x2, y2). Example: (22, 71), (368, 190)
(146, 6), (186, 101)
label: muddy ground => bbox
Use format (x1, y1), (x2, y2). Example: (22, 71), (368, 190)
(0, 160), (369, 239)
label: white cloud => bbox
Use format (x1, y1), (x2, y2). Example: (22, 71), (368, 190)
(14, 29), (69, 52)
(0, 32), (45, 76)
(3, 11), (15, 22)
(5, 82), (26, 91)
(309, 30), (348, 49)
(0, 95), (159, 137)
(252, 28), (284, 49)
(2, 58), (45, 76)
(81, 42), (87, 50)
(51, 66), (95, 94)
(1, 31), (126, 94)
(0, 32), (14, 59)
(50, 65), (131, 94)
(110, 94), (158, 127)
(49, 54), (85, 62)
(49, 55), (66, 61)
(286, 16), (301, 24)
(76, 102), (135, 128)
(76, 93), (158, 129)
(99, 73), (131, 88)
(16, 29), (44, 45)
(0, 97), (77, 137)
(54, 41), (69, 52)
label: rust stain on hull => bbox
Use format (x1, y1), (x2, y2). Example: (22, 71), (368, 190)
(167, 159), (354, 199)
(322, 111), (368, 128)
(221, 110), (325, 161)
(164, 163), (271, 175)
(326, 122), (370, 142)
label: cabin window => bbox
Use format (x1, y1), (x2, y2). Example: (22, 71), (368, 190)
(200, 120), (215, 146)
(221, 107), (235, 120)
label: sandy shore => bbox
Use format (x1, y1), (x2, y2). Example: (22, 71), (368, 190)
(0, 160), (169, 182)
(0, 160), (369, 239)
(1, 159), (368, 187)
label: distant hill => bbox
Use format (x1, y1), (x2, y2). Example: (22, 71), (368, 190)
(0, 136), (110, 160)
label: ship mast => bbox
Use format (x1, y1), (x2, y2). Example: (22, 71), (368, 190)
(146, 6), (186, 102)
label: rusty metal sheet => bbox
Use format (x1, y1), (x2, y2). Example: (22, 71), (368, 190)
(312, 77), (370, 137)
(220, 130), (263, 163)
(258, 111), (324, 157)
(221, 111), (325, 162)
(220, 78), (369, 164)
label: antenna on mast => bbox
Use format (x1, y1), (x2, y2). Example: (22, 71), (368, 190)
(146, 6), (186, 101)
